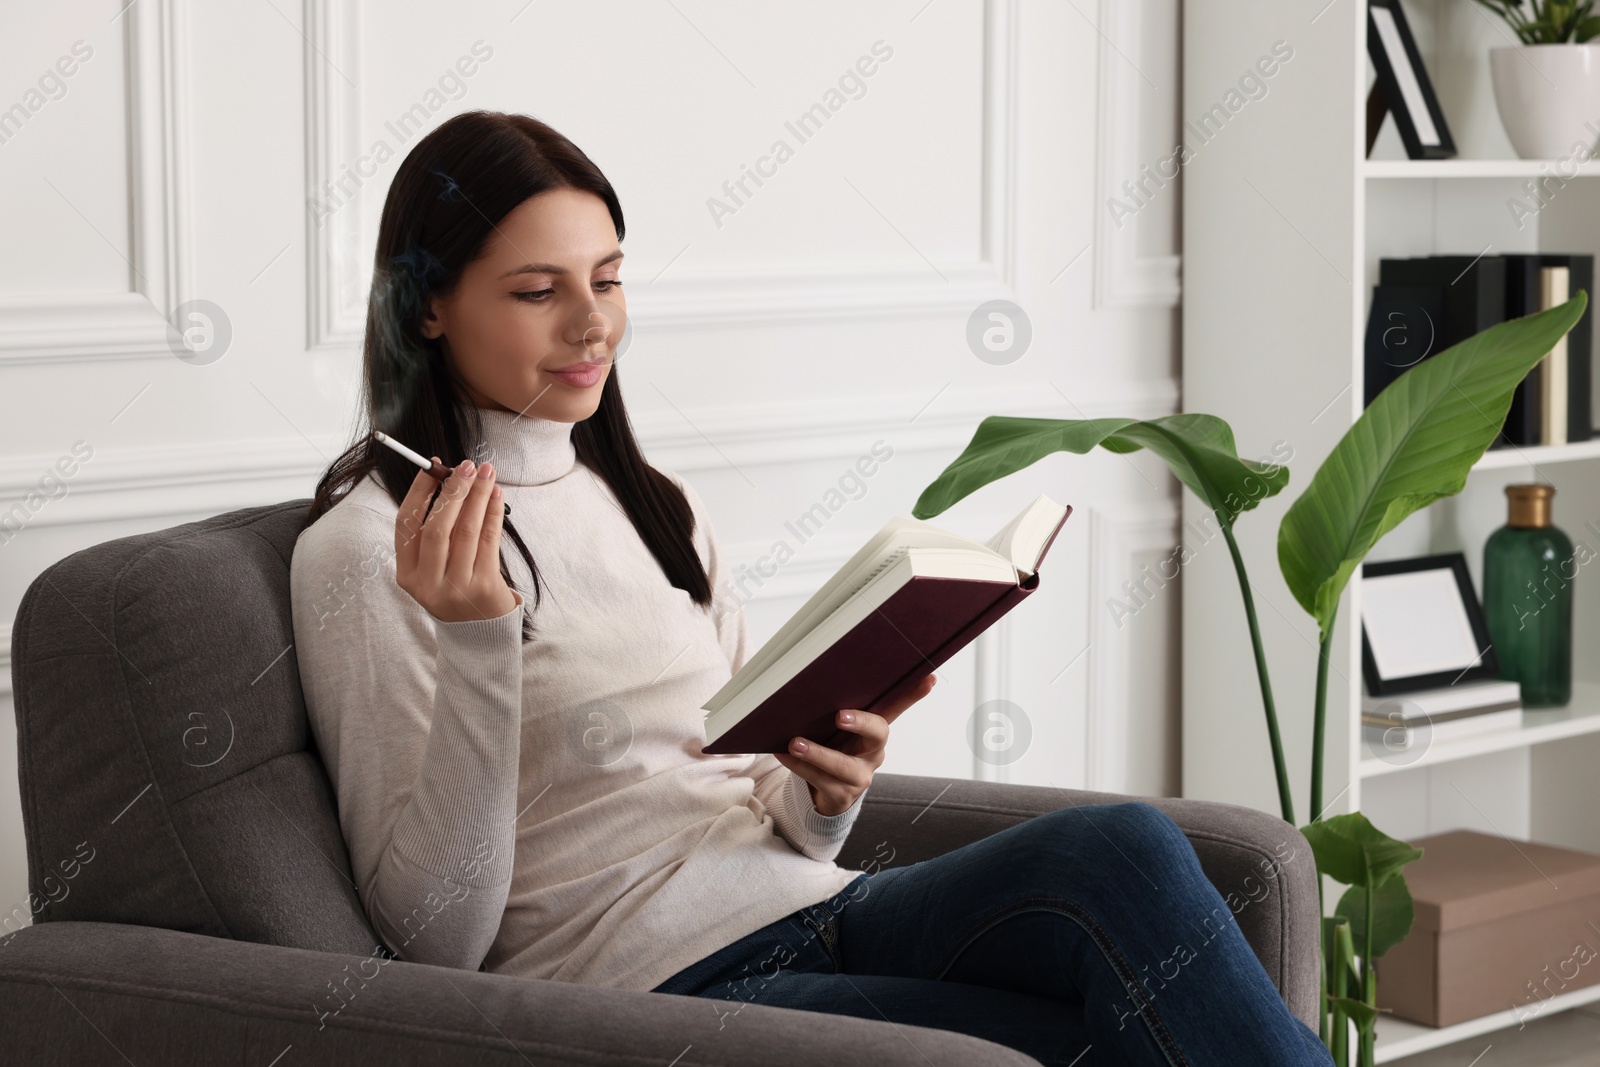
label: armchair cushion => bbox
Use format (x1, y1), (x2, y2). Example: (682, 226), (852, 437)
(12, 501), (378, 955)
(0, 921), (1043, 1066)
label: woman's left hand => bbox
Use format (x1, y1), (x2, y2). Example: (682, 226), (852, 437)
(775, 673), (939, 816)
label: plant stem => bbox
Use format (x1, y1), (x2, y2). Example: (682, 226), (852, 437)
(1319, 920), (1332, 1047)
(1310, 610), (1336, 1056)
(1309, 603), (1337, 823)
(1220, 524), (1296, 825)
(1361, 880), (1377, 1066)
(1332, 933), (1349, 1067)
(1316, 867), (1327, 1046)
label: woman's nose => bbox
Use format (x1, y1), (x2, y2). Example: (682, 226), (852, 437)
(567, 297), (626, 354)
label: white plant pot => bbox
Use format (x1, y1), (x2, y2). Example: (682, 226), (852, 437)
(1489, 43), (1600, 159)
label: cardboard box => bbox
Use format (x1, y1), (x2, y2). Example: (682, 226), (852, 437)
(1377, 830), (1600, 1028)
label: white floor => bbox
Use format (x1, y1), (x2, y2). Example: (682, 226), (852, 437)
(1398, 1007), (1600, 1066)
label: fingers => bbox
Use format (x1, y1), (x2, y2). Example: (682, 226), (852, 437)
(416, 460), (477, 589)
(773, 754), (827, 800)
(784, 734), (873, 790)
(773, 751), (868, 817)
(395, 458), (442, 572)
(780, 674), (934, 800)
(872, 672), (938, 726)
(474, 467), (510, 589)
(390, 454), (520, 623)
(443, 461), (498, 592)
(831, 707), (890, 754)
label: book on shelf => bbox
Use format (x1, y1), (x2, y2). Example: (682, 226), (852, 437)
(1373, 255), (1505, 409)
(1566, 252), (1599, 444)
(1541, 264), (1570, 445)
(1502, 254), (1546, 447)
(1371, 253), (1593, 445)
(1363, 708), (1522, 749)
(1363, 283), (1451, 408)
(700, 492), (1072, 756)
(1361, 678), (1523, 750)
(1535, 253), (1593, 444)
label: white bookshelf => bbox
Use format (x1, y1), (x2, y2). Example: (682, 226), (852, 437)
(1472, 438), (1600, 470)
(1184, 2), (1600, 1063)
(1363, 159), (1600, 179)
(1375, 983), (1600, 1062)
(1360, 682), (1600, 780)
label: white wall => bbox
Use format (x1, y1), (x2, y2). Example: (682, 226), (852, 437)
(0, 0), (1183, 922)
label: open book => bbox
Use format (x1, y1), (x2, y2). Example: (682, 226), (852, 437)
(701, 492), (1072, 755)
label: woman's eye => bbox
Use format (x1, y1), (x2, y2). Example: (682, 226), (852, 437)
(513, 281), (620, 302)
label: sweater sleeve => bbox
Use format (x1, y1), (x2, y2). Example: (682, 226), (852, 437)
(752, 765), (868, 863)
(290, 499), (525, 971)
(669, 470), (867, 862)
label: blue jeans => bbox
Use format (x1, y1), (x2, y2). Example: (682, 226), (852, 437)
(652, 802), (1332, 1067)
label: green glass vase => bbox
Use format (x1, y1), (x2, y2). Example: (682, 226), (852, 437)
(1482, 483), (1573, 707)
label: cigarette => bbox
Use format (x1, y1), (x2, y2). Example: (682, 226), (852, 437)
(372, 430), (510, 515)
(373, 431), (451, 481)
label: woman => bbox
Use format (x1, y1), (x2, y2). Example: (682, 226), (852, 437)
(290, 110), (1332, 1067)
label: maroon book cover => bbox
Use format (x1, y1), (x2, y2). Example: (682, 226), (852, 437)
(702, 504), (1072, 755)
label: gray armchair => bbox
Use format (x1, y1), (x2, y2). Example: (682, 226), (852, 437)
(3, 500), (1320, 1066)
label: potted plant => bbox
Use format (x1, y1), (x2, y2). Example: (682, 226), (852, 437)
(912, 291), (1587, 1064)
(1472, 0), (1600, 158)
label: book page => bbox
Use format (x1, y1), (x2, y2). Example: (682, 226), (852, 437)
(985, 493), (1069, 577)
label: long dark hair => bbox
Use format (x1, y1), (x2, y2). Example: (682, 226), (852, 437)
(305, 110), (710, 641)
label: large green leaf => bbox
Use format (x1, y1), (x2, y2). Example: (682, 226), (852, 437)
(1279, 292), (1587, 640)
(911, 413), (1288, 521)
(1301, 811), (1423, 889)
(909, 411), (1297, 821)
(1337, 877), (1417, 959)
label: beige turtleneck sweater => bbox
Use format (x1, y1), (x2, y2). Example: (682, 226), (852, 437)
(289, 407), (866, 991)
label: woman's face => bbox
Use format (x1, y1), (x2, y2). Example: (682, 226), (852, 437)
(421, 186), (625, 423)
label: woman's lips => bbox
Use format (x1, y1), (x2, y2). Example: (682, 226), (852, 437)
(546, 360), (606, 388)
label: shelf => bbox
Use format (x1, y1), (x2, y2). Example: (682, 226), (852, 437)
(1374, 982), (1600, 1062)
(1365, 159), (1600, 179)
(1360, 682), (1600, 778)
(1471, 439), (1600, 471)
(1184, 0), (1600, 857)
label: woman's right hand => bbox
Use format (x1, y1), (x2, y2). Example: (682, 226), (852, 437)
(395, 458), (522, 623)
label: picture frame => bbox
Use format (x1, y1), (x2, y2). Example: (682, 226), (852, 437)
(1367, 0), (1456, 160)
(1361, 552), (1499, 696)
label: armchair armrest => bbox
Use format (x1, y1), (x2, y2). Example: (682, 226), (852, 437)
(0, 920), (1046, 1066)
(838, 773), (1320, 1030)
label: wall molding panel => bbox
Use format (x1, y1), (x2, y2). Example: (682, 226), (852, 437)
(0, 0), (194, 365)
(1084, 500), (1182, 792)
(303, 0), (1021, 346)
(628, 0), (1019, 333)
(303, 0), (365, 350)
(970, 619), (1015, 783)
(0, 379), (1179, 534)
(1093, 0), (1181, 309)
